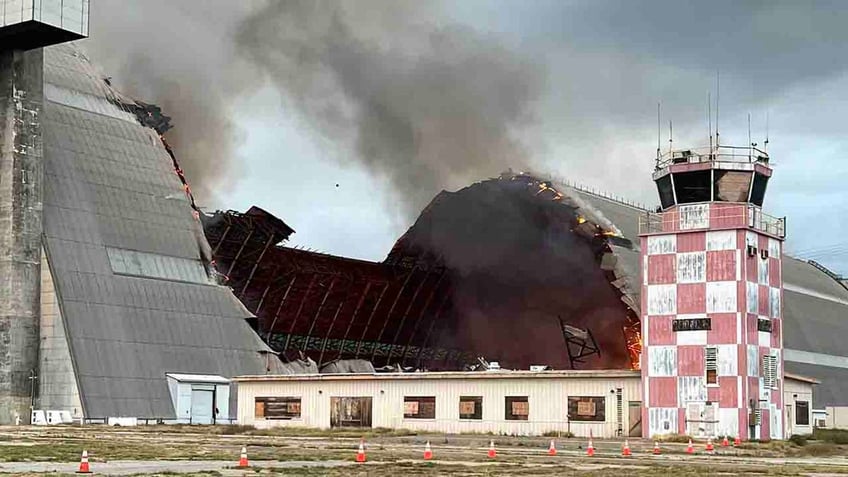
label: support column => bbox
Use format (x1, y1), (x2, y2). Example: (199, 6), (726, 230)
(0, 48), (45, 425)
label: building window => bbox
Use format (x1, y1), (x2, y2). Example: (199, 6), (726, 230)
(796, 401), (810, 426)
(505, 396), (529, 421)
(705, 347), (718, 385)
(404, 396), (436, 419)
(567, 396), (606, 422)
(459, 396), (483, 420)
(255, 397), (301, 420)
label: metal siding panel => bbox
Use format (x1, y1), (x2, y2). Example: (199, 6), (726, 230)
(677, 283), (705, 314)
(706, 250), (736, 282)
(647, 315), (675, 346)
(648, 377), (676, 407)
(647, 254), (676, 284)
(677, 346), (704, 376)
(677, 232), (706, 253)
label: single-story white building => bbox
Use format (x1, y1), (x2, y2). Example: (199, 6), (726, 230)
(236, 370), (640, 438)
(234, 369), (818, 438)
(783, 373), (818, 436)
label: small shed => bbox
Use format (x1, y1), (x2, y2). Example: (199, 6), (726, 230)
(165, 373), (231, 424)
(783, 373), (819, 436)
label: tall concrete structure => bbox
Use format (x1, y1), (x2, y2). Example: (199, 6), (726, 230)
(640, 145), (786, 439)
(0, 0), (88, 425)
(1, 1), (284, 424)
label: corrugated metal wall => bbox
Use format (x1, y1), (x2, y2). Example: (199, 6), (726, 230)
(236, 375), (641, 438)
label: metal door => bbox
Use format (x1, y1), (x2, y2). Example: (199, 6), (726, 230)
(628, 401), (642, 437)
(190, 389), (214, 424)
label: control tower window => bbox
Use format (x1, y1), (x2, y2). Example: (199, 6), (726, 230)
(673, 171), (711, 204)
(750, 173), (769, 206)
(656, 175), (675, 209)
(714, 170), (752, 202)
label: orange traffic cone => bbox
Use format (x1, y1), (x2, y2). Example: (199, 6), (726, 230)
(356, 439), (366, 463)
(77, 450), (91, 474)
(686, 438), (694, 454)
(487, 440), (497, 458)
(653, 441), (661, 455)
(586, 434), (595, 456)
(548, 439), (557, 456)
(423, 441), (433, 460)
(622, 439), (632, 456)
(705, 437), (715, 453)
(733, 435), (741, 446)
(237, 446), (249, 468)
(721, 436), (729, 447)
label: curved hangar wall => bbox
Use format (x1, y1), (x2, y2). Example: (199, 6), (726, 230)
(37, 45), (283, 421)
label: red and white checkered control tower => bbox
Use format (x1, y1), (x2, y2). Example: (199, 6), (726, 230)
(640, 145), (786, 440)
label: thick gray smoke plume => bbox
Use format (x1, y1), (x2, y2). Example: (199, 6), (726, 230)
(82, 1), (254, 205)
(236, 0), (545, 217)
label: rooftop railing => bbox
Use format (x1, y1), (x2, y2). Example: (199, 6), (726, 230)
(638, 203), (785, 238)
(655, 145), (769, 171)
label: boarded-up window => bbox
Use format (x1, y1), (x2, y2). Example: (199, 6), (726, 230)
(459, 396), (483, 420)
(705, 347), (718, 385)
(330, 397), (372, 428)
(796, 401), (810, 426)
(255, 397), (301, 419)
(568, 396), (605, 422)
(404, 396), (435, 419)
(505, 396), (529, 420)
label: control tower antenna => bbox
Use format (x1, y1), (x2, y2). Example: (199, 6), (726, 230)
(715, 71), (720, 147)
(764, 111), (770, 152)
(668, 120), (673, 155)
(656, 102), (661, 167)
(708, 92), (713, 154)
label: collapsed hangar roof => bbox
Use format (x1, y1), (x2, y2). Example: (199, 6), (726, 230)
(209, 171), (848, 405)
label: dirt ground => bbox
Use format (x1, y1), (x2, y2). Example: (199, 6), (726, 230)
(1, 425), (847, 476)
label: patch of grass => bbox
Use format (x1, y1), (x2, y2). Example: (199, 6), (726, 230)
(789, 442), (842, 457)
(655, 434), (692, 443)
(541, 430), (574, 438)
(788, 434), (809, 446)
(812, 427), (848, 444)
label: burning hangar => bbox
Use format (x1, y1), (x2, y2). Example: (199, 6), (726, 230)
(1, 0), (848, 434)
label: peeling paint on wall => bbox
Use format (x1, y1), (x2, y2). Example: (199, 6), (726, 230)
(677, 252), (706, 283)
(679, 376), (707, 403)
(648, 346), (677, 376)
(679, 204), (710, 230)
(706, 230), (736, 251)
(747, 282), (759, 314)
(649, 407), (677, 435)
(647, 235), (676, 255)
(706, 281), (737, 313)
(647, 284), (677, 315)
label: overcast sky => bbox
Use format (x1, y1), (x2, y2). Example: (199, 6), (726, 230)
(83, 0), (848, 274)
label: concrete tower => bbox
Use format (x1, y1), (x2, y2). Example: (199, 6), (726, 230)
(640, 143), (786, 440)
(0, 0), (89, 424)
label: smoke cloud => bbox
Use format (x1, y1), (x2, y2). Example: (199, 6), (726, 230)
(236, 0), (545, 217)
(82, 1), (255, 205)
